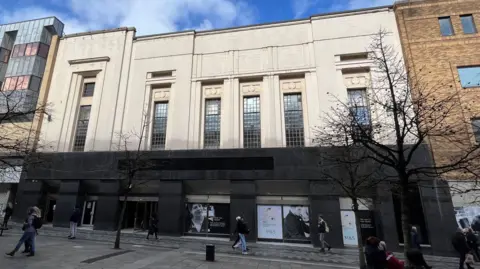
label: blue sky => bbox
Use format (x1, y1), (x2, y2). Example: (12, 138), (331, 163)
(0, 0), (393, 36)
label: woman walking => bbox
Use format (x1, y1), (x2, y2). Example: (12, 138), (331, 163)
(146, 213), (159, 240)
(6, 206), (41, 257)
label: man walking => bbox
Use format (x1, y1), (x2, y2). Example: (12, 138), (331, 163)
(68, 206), (81, 239)
(452, 228), (471, 269)
(235, 216), (249, 255)
(2, 202), (13, 229)
(6, 206), (42, 257)
(318, 215), (331, 253)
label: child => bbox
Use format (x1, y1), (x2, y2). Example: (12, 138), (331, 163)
(466, 250), (475, 269)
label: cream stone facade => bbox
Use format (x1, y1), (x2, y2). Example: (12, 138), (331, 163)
(39, 7), (405, 152)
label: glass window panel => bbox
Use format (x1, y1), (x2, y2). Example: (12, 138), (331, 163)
(82, 83), (95, 97)
(17, 44), (26, 57)
(243, 96), (261, 148)
(30, 43), (39, 56)
(38, 43), (49, 58)
(283, 93), (304, 147)
(15, 76), (24, 90)
(12, 45), (20, 57)
(7, 77), (18, 90)
(461, 15), (477, 34)
(21, 76), (30, 90)
(0, 48), (10, 63)
(348, 89), (371, 125)
(472, 119), (480, 143)
(204, 99), (221, 149)
(73, 106), (91, 151)
(151, 102), (168, 150)
(25, 43), (32, 56)
(439, 17), (454, 36)
(458, 67), (480, 88)
(3, 77), (11, 90)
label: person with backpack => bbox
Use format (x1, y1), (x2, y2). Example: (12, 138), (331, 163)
(146, 213), (159, 240)
(318, 215), (331, 253)
(6, 206), (42, 257)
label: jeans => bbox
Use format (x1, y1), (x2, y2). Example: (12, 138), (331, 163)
(239, 233), (247, 252)
(70, 222), (78, 237)
(319, 233), (330, 249)
(460, 252), (467, 269)
(14, 232), (36, 253)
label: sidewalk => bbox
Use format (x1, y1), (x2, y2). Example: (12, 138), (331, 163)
(4, 222), (460, 268)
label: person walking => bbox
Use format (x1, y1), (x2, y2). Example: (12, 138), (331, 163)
(453, 228), (472, 269)
(146, 213), (158, 240)
(411, 227), (422, 250)
(235, 216), (249, 255)
(68, 206), (81, 239)
(6, 206), (41, 257)
(318, 215), (331, 253)
(466, 228), (480, 262)
(2, 202), (13, 229)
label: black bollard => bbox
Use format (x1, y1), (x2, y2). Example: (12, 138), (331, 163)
(206, 244), (215, 261)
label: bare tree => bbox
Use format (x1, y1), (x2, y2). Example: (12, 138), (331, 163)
(316, 29), (480, 258)
(112, 112), (154, 249)
(315, 134), (382, 269)
(0, 86), (51, 183)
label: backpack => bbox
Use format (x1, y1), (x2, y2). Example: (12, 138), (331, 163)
(33, 216), (43, 229)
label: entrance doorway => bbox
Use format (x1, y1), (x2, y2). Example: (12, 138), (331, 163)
(82, 201), (96, 226)
(121, 200), (158, 231)
(45, 199), (56, 223)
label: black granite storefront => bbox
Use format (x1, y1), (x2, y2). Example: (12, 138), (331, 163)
(13, 146), (458, 256)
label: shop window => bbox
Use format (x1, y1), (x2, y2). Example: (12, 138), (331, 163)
(185, 203), (230, 236)
(392, 186), (430, 245)
(257, 205), (310, 242)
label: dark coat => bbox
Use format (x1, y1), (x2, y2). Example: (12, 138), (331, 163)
(452, 231), (470, 254)
(365, 244), (387, 269)
(70, 209), (82, 223)
(466, 231), (478, 249)
(411, 231), (421, 249)
(235, 219), (249, 234)
(3, 206), (12, 217)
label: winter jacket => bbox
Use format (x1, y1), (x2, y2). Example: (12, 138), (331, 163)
(235, 220), (249, 234)
(411, 231), (421, 249)
(365, 244), (387, 269)
(70, 209), (82, 223)
(3, 206), (13, 217)
(466, 231), (478, 249)
(318, 220), (327, 233)
(452, 231), (470, 254)
(386, 252), (404, 269)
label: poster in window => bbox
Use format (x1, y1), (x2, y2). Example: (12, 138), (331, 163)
(341, 211), (358, 246)
(455, 206), (480, 231)
(257, 205), (283, 239)
(207, 203), (230, 234)
(358, 210), (376, 243)
(282, 205), (310, 239)
(185, 203), (209, 234)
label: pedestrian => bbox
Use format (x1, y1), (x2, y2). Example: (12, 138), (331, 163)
(6, 206), (42, 257)
(411, 227), (422, 250)
(146, 213), (158, 240)
(68, 206), (81, 239)
(2, 202), (13, 229)
(453, 227), (472, 269)
(318, 215), (331, 253)
(232, 217), (249, 251)
(235, 216), (249, 255)
(365, 236), (387, 269)
(379, 241), (404, 269)
(405, 249), (432, 269)
(465, 228), (480, 262)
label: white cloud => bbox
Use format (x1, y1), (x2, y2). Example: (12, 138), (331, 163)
(346, 0), (394, 9)
(0, 0), (257, 36)
(292, 0), (319, 19)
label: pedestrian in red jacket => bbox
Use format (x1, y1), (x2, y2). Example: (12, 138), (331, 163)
(386, 252), (405, 269)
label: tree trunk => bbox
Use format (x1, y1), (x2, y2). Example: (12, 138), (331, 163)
(114, 194), (128, 249)
(400, 182), (412, 263)
(353, 199), (367, 269)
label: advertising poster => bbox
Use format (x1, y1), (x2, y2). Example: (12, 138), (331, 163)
(207, 203), (230, 234)
(257, 205), (283, 239)
(357, 210), (376, 243)
(185, 203), (209, 234)
(341, 211), (358, 246)
(455, 206), (480, 231)
(282, 205), (310, 239)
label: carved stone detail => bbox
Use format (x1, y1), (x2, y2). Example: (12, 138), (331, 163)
(343, 74), (369, 88)
(204, 85), (223, 97)
(241, 83), (261, 94)
(153, 90), (170, 100)
(281, 79), (304, 92)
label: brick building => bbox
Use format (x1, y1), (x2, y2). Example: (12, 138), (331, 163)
(395, 0), (480, 222)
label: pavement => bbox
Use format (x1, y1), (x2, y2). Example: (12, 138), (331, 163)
(0, 224), (461, 269)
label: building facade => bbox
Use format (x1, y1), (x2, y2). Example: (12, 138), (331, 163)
(13, 7), (457, 255)
(395, 0), (480, 229)
(0, 18), (63, 219)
